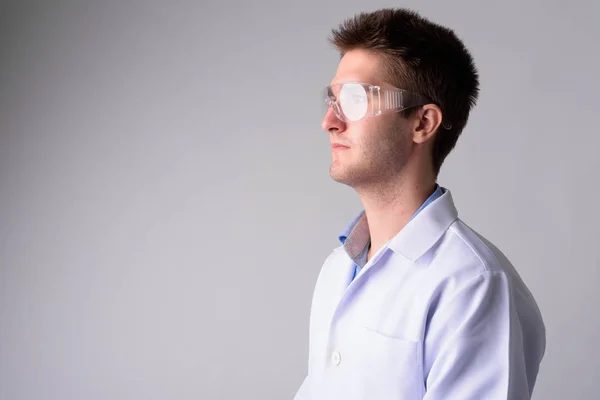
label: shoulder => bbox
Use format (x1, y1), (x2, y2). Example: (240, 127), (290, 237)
(430, 218), (513, 278)
(428, 219), (544, 332)
(419, 218), (533, 308)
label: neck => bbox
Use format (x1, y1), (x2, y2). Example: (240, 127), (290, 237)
(356, 162), (436, 259)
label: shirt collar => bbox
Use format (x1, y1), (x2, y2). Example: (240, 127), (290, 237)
(338, 209), (369, 260)
(411, 184), (444, 220)
(387, 188), (458, 262)
(338, 185), (456, 262)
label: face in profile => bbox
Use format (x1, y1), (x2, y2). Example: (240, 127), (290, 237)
(322, 49), (415, 189)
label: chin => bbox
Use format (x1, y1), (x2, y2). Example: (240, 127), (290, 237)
(329, 165), (358, 186)
(329, 166), (345, 183)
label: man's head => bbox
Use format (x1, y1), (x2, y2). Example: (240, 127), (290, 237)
(323, 8), (479, 187)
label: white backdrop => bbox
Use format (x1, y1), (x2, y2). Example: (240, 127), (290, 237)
(1, 1), (599, 399)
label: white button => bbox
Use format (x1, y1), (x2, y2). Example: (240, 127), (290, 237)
(331, 350), (342, 366)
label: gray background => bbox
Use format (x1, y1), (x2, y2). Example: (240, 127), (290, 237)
(1, 0), (598, 399)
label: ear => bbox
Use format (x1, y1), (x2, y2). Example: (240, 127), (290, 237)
(412, 104), (443, 144)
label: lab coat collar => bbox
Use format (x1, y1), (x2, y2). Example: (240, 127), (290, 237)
(387, 188), (458, 262)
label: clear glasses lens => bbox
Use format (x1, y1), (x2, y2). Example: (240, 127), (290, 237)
(339, 83), (368, 121)
(324, 83), (369, 122)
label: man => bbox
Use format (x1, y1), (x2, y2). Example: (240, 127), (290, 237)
(294, 8), (546, 400)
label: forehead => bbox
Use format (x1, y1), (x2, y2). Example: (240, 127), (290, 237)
(330, 49), (389, 86)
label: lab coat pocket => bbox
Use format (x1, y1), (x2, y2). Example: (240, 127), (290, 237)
(352, 326), (425, 399)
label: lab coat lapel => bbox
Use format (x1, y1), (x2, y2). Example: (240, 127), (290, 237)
(321, 251), (357, 326)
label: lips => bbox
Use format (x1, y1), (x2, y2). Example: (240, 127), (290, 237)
(331, 143), (350, 149)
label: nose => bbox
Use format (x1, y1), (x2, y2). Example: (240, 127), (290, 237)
(322, 106), (347, 134)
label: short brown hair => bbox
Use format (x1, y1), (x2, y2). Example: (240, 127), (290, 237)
(330, 8), (479, 176)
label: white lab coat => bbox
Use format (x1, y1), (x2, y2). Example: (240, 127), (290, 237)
(294, 189), (546, 400)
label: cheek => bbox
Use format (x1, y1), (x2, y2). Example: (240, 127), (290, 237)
(348, 119), (384, 145)
(368, 126), (411, 160)
(347, 118), (409, 157)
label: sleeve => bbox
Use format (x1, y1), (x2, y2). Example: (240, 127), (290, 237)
(422, 271), (531, 400)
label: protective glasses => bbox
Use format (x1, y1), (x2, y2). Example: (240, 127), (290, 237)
(323, 81), (451, 128)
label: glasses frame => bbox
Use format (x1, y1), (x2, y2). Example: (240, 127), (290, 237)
(324, 81), (452, 129)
